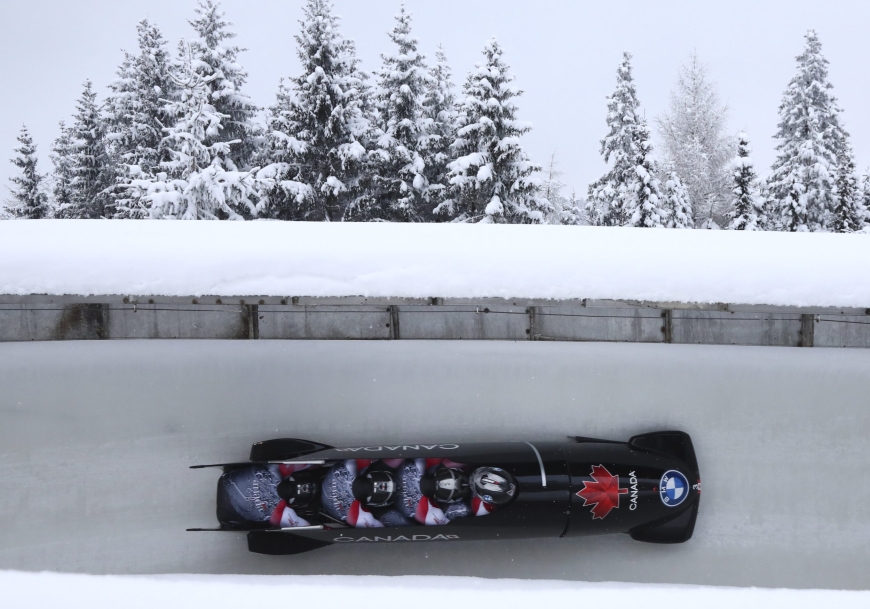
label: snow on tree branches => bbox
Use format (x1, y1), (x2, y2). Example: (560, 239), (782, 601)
(6, 125), (50, 219)
(188, 0), (259, 171)
(588, 53), (665, 228)
(105, 19), (177, 218)
(657, 52), (732, 228)
(366, 3), (431, 222)
(661, 171), (693, 229)
(65, 80), (113, 219)
(49, 122), (75, 217)
(726, 134), (764, 231)
(124, 42), (258, 219)
(421, 45), (458, 221)
(261, 0), (369, 221)
(831, 142), (864, 233)
(769, 30), (846, 232)
(444, 38), (552, 224)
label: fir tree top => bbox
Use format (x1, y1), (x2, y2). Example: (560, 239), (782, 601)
(375, 3), (429, 140)
(447, 38), (551, 223)
(7, 125), (49, 219)
(368, 3), (431, 221)
(261, 0), (371, 221)
(188, 0), (259, 169)
(769, 30), (845, 231)
(601, 52), (643, 166)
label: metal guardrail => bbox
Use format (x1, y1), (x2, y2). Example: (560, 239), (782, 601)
(1, 295), (868, 347)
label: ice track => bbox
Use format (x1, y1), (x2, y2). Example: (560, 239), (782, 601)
(0, 340), (867, 589)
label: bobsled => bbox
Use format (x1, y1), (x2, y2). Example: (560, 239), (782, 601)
(189, 432), (701, 555)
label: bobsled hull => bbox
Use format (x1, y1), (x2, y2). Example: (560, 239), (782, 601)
(190, 432), (700, 555)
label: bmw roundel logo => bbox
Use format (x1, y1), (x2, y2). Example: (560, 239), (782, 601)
(659, 470), (689, 507)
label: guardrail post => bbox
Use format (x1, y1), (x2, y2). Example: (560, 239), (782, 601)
(247, 304), (260, 339)
(389, 305), (400, 340)
(662, 309), (673, 343)
(528, 306), (537, 340)
(800, 314), (814, 347)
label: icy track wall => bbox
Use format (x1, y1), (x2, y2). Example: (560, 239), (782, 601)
(0, 221), (869, 346)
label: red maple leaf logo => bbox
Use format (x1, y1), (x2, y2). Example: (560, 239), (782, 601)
(577, 465), (627, 520)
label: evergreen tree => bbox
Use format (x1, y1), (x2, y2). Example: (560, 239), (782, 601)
(444, 38), (552, 223)
(726, 133), (764, 230)
(6, 125), (50, 218)
(421, 45), (457, 221)
(831, 143), (864, 233)
(261, 0), (371, 221)
(861, 174), (870, 230)
(49, 121), (75, 217)
(125, 42), (258, 219)
(587, 52), (651, 226)
(539, 151), (581, 224)
(188, 0), (259, 170)
(104, 20), (177, 218)
(367, 4), (430, 222)
(67, 80), (113, 218)
(657, 51), (733, 227)
(661, 171), (693, 229)
(629, 135), (666, 228)
(564, 189), (587, 225)
(769, 31), (845, 232)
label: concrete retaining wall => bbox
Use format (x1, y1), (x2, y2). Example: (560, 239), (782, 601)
(1, 296), (868, 347)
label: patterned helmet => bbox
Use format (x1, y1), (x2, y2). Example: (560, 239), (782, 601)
(352, 470), (397, 508)
(470, 467), (517, 506)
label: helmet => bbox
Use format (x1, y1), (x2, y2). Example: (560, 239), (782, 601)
(352, 470), (396, 508)
(420, 467), (470, 504)
(470, 467), (517, 506)
(276, 474), (319, 508)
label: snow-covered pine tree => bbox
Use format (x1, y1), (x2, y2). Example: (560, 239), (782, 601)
(657, 51), (733, 227)
(726, 133), (764, 230)
(831, 143), (864, 233)
(861, 174), (870, 231)
(261, 0), (371, 221)
(125, 42), (258, 220)
(769, 30), (845, 232)
(563, 189), (587, 225)
(629, 134), (666, 228)
(67, 80), (113, 218)
(105, 19), (177, 219)
(587, 52), (650, 227)
(444, 38), (552, 223)
(49, 121), (75, 217)
(420, 45), (457, 221)
(366, 4), (430, 222)
(6, 125), (50, 219)
(188, 0), (259, 171)
(539, 151), (580, 224)
(660, 171), (693, 228)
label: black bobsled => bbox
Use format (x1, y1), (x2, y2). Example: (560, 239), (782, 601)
(189, 432), (701, 555)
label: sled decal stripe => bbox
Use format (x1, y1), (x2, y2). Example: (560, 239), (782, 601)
(525, 442), (547, 487)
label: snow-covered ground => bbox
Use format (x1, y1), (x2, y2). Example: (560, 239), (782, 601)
(2, 572), (868, 608)
(1, 221), (868, 307)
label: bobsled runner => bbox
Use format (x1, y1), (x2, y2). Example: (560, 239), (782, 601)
(189, 432), (700, 555)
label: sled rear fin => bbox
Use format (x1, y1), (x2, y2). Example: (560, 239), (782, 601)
(190, 462), (255, 470)
(247, 531), (333, 555)
(249, 438), (334, 462)
(628, 431), (699, 473)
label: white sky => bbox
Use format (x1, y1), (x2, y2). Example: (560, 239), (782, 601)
(3, 0), (870, 197)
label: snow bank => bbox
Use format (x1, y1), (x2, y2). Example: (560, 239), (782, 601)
(1, 220), (869, 307)
(2, 571), (867, 609)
